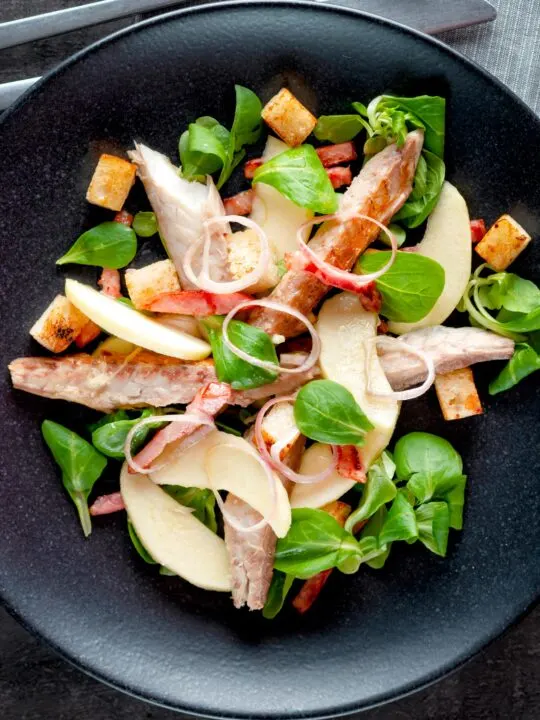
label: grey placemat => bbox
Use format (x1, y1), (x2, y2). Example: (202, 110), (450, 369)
(439, 0), (540, 114)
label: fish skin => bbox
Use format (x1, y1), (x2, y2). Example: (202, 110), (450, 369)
(378, 326), (515, 390)
(128, 143), (230, 287)
(249, 130), (424, 337)
(8, 353), (319, 413)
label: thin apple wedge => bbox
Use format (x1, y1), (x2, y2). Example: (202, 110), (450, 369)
(65, 279), (211, 360)
(291, 293), (399, 509)
(120, 463), (231, 592)
(150, 430), (291, 538)
(389, 182), (471, 334)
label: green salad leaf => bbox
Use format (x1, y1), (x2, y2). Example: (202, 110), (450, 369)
(202, 315), (279, 390)
(91, 408), (166, 459)
(163, 486), (217, 533)
(393, 150), (445, 228)
(356, 250), (445, 322)
(179, 86), (262, 189)
(132, 211), (158, 238)
(253, 144), (338, 214)
(344, 453), (397, 533)
(313, 114), (371, 143)
(489, 343), (540, 395)
(294, 380), (374, 446)
(379, 491), (418, 545)
(42, 420), (107, 537)
(415, 502), (450, 556)
(263, 571), (295, 619)
(380, 223), (406, 249)
(128, 520), (157, 564)
(359, 507), (391, 569)
(56, 221), (137, 268)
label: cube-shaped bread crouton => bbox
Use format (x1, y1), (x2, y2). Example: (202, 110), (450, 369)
(261, 88), (317, 147)
(125, 259), (181, 310)
(475, 214), (532, 271)
(30, 295), (90, 353)
(434, 367), (483, 421)
(226, 229), (279, 293)
(86, 154), (137, 211)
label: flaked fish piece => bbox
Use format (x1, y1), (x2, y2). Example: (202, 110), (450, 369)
(8, 352), (319, 413)
(128, 143), (230, 287)
(249, 130), (424, 337)
(224, 402), (304, 610)
(378, 326), (515, 391)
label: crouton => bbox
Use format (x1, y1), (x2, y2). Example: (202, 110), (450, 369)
(434, 367), (483, 421)
(475, 214), (532, 271)
(226, 229), (279, 293)
(86, 154), (137, 211)
(30, 295), (89, 353)
(125, 260), (181, 310)
(261, 88), (317, 147)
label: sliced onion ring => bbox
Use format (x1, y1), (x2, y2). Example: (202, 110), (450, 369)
(222, 299), (321, 375)
(204, 442), (279, 534)
(367, 336), (436, 401)
(254, 396), (338, 485)
(295, 212), (398, 294)
(124, 413), (216, 475)
(183, 215), (270, 294)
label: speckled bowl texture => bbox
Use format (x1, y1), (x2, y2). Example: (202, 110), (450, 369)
(0, 2), (538, 718)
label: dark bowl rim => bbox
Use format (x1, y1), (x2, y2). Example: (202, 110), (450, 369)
(1, 2), (539, 718)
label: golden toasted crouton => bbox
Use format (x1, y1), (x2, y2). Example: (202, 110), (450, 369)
(30, 295), (89, 353)
(261, 88), (317, 147)
(86, 154), (137, 211)
(475, 214), (532, 271)
(125, 259), (181, 310)
(434, 367), (483, 421)
(226, 229), (279, 293)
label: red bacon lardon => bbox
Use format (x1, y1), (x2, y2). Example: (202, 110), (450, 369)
(148, 290), (252, 316)
(336, 445), (366, 483)
(90, 491), (125, 516)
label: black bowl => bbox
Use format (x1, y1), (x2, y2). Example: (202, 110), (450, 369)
(0, 2), (538, 717)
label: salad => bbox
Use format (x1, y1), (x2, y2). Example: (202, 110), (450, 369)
(9, 85), (539, 617)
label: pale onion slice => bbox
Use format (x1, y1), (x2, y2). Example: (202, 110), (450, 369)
(222, 299), (321, 375)
(182, 215), (270, 294)
(254, 396), (338, 485)
(367, 336), (436, 401)
(204, 442), (280, 535)
(294, 212), (397, 293)
(124, 413), (216, 475)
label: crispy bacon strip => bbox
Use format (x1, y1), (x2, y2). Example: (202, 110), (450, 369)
(243, 158), (264, 179)
(336, 445), (366, 483)
(98, 268), (122, 298)
(316, 142), (357, 167)
(113, 210), (134, 227)
(223, 189), (255, 217)
(326, 166), (352, 189)
(148, 290), (252, 316)
(90, 491), (125, 516)
(470, 219), (487, 244)
(129, 381), (232, 472)
(292, 501), (352, 614)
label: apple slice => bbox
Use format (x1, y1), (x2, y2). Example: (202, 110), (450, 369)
(291, 293), (400, 509)
(389, 182), (471, 334)
(150, 430), (291, 538)
(250, 136), (313, 259)
(65, 279), (211, 360)
(120, 463), (231, 591)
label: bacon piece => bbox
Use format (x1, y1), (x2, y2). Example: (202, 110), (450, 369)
(244, 158), (264, 179)
(316, 142), (357, 167)
(113, 209), (134, 227)
(470, 219), (487, 244)
(90, 491), (125, 516)
(326, 166), (352, 189)
(148, 290), (252, 316)
(292, 501), (352, 614)
(98, 268), (122, 298)
(336, 445), (366, 483)
(130, 381), (232, 472)
(249, 130), (424, 338)
(74, 321), (102, 349)
(223, 189), (255, 216)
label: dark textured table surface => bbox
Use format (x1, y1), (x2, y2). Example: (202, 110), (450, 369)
(1, 2), (539, 719)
